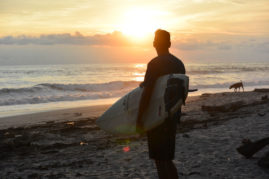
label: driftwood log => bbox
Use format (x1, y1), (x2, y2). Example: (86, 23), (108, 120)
(201, 101), (245, 113)
(202, 97), (269, 113)
(254, 88), (269, 92)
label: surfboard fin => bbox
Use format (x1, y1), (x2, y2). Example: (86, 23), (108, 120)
(164, 78), (185, 112)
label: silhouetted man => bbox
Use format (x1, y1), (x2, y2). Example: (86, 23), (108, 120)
(137, 29), (185, 179)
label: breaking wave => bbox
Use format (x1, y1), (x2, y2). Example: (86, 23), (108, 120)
(0, 81), (140, 106)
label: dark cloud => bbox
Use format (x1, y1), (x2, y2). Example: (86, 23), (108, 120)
(0, 31), (131, 46)
(2, 32), (268, 55)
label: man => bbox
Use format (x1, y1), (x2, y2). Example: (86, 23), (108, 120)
(136, 29), (186, 179)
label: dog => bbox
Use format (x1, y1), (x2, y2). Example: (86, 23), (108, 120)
(229, 80), (244, 92)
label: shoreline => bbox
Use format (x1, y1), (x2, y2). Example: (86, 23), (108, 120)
(0, 89), (268, 130)
(0, 91), (204, 129)
(0, 92), (204, 130)
(0, 97), (119, 119)
(2, 85), (269, 121)
(0, 104), (111, 130)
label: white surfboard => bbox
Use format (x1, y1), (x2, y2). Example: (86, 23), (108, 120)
(96, 74), (189, 135)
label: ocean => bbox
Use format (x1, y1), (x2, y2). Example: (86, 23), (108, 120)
(1, 62), (269, 117)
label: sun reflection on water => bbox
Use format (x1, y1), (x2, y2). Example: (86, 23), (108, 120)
(134, 64), (146, 68)
(133, 64), (146, 82)
(134, 76), (144, 82)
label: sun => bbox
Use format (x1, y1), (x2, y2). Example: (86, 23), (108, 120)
(119, 8), (162, 41)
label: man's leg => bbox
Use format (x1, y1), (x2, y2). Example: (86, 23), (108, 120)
(166, 160), (179, 179)
(148, 113), (180, 179)
(155, 160), (178, 179)
(155, 160), (166, 179)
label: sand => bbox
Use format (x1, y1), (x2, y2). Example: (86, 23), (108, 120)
(0, 104), (111, 130)
(0, 91), (268, 178)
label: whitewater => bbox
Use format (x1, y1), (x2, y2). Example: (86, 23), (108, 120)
(1, 62), (269, 117)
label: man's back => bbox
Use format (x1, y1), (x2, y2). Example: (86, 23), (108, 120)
(142, 54), (186, 88)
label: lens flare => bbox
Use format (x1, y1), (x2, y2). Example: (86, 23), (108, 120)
(123, 146), (130, 152)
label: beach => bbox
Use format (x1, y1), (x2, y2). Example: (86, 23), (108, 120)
(1, 90), (268, 178)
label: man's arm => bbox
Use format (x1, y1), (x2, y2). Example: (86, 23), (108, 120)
(136, 62), (157, 133)
(136, 85), (154, 132)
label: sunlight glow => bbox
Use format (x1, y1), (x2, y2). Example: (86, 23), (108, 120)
(119, 8), (164, 41)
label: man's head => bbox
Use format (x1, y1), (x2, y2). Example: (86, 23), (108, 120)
(153, 29), (171, 53)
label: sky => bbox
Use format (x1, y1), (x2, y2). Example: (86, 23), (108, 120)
(0, 0), (269, 65)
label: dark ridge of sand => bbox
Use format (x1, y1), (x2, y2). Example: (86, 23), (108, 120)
(0, 91), (268, 178)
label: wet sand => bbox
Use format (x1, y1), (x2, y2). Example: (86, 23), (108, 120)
(0, 91), (268, 178)
(0, 104), (111, 130)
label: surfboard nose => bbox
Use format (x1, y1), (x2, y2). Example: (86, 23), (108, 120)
(96, 101), (121, 130)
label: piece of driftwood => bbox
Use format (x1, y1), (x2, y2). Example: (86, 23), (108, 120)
(202, 98), (269, 113)
(261, 95), (268, 101)
(201, 101), (245, 113)
(254, 88), (269, 92)
(188, 89), (198, 92)
(237, 137), (269, 159)
(200, 93), (212, 98)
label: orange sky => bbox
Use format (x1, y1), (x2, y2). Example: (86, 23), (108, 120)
(0, 0), (268, 64)
(1, 0), (268, 37)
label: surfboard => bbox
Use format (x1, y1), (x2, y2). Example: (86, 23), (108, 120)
(96, 74), (189, 135)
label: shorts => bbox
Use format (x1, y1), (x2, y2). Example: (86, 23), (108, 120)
(147, 111), (180, 160)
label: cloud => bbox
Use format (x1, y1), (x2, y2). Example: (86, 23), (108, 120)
(0, 31), (132, 46)
(173, 39), (233, 51)
(173, 36), (269, 53)
(2, 31), (268, 56)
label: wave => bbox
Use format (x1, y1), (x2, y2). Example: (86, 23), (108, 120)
(0, 81), (140, 94)
(0, 81), (140, 106)
(1, 79), (269, 106)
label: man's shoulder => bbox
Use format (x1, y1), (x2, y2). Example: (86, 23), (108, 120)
(147, 56), (160, 68)
(149, 54), (183, 65)
(169, 53), (181, 60)
(165, 54), (183, 64)
(148, 56), (160, 63)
